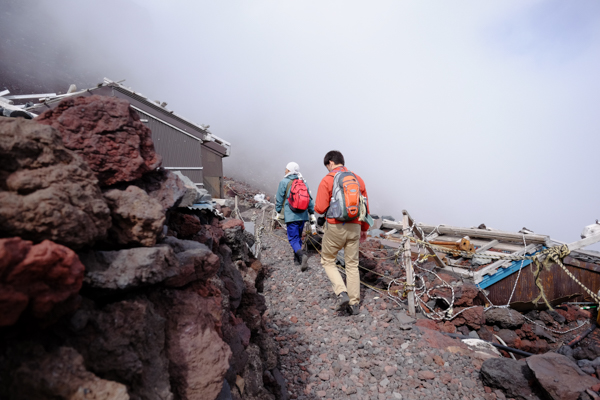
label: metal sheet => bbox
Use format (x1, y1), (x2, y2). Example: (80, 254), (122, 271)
(486, 260), (600, 306)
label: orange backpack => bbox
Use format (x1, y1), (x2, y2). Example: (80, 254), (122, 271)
(326, 171), (360, 221)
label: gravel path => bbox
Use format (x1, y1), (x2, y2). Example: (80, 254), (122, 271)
(258, 227), (499, 400)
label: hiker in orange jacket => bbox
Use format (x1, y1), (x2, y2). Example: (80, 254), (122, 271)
(315, 150), (369, 315)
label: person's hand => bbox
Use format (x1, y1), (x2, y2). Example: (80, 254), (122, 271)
(317, 216), (326, 227)
(360, 231), (367, 243)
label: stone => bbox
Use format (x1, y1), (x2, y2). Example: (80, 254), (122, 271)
(80, 245), (179, 290)
(9, 346), (129, 400)
(66, 298), (172, 400)
(0, 238), (84, 326)
(460, 306), (485, 330)
(495, 329), (520, 349)
(131, 169), (187, 211)
(415, 319), (440, 331)
(454, 283), (480, 307)
(36, 95), (162, 186)
(164, 242), (221, 287)
(150, 285), (232, 400)
(479, 358), (543, 400)
(242, 344), (276, 400)
(0, 118), (111, 248)
(395, 311), (416, 325)
(484, 307), (524, 329)
(103, 185), (166, 247)
(417, 371), (435, 380)
(527, 352), (600, 400)
(169, 213), (204, 238)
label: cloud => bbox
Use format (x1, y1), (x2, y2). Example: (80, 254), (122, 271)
(4, 0), (599, 247)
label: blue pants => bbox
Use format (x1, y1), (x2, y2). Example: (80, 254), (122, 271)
(287, 221), (306, 253)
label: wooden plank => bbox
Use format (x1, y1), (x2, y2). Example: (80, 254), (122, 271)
(381, 221), (549, 244)
(473, 244), (539, 284)
(403, 214), (415, 317)
(476, 240), (500, 253)
(401, 210), (446, 268)
(567, 233), (600, 252)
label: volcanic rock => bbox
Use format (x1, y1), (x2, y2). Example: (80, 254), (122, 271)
(66, 298), (172, 400)
(150, 285), (232, 400)
(131, 169), (187, 211)
(103, 185), (165, 247)
(164, 241), (221, 287)
(527, 352), (600, 400)
(9, 346), (129, 400)
(80, 245), (178, 290)
(0, 117), (111, 248)
(36, 95), (162, 186)
(0, 237), (84, 326)
(480, 357), (543, 400)
(485, 307), (525, 329)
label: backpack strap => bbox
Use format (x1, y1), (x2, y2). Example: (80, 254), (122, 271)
(283, 178), (294, 206)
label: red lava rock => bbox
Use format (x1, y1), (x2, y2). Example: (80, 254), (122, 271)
(415, 319), (440, 331)
(290, 316), (298, 323)
(379, 302), (387, 310)
(433, 355), (445, 366)
(279, 348), (290, 355)
(36, 95), (162, 186)
(484, 386), (492, 393)
(249, 260), (263, 272)
(591, 383), (600, 392)
(417, 370), (435, 380)
(0, 238), (85, 326)
(454, 283), (480, 307)
(0, 118), (111, 248)
(460, 306), (485, 330)
(439, 321), (457, 334)
(316, 390), (327, 397)
(222, 218), (245, 230)
(169, 213), (203, 238)
(416, 328), (468, 351)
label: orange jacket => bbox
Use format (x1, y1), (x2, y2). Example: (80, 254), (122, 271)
(314, 166), (370, 231)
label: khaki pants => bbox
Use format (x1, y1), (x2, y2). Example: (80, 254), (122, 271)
(320, 222), (361, 305)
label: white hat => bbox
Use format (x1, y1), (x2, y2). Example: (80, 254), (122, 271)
(286, 162), (300, 174)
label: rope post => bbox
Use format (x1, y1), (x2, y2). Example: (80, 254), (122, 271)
(403, 214), (416, 317)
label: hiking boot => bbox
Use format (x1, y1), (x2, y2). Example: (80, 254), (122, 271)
(300, 251), (309, 271)
(335, 291), (350, 312)
(348, 303), (360, 315)
(293, 250), (301, 266)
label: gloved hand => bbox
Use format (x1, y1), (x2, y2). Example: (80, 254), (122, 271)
(317, 216), (326, 227)
(309, 214), (317, 224)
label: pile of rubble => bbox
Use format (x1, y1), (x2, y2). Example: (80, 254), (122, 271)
(0, 96), (285, 400)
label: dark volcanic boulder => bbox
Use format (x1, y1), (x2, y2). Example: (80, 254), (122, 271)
(9, 346), (129, 400)
(480, 357), (543, 400)
(0, 237), (85, 327)
(103, 185), (166, 247)
(526, 352), (600, 400)
(36, 95), (162, 186)
(131, 169), (187, 211)
(80, 245), (178, 291)
(484, 307), (524, 329)
(66, 298), (172, 400)
(0, 117), (111, 248)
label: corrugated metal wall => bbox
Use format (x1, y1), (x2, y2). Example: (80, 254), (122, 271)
(201, 145), (223, 198)
(136, 108), (204, 186)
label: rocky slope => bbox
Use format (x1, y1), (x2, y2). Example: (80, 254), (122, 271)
(0, 97), (284, 400)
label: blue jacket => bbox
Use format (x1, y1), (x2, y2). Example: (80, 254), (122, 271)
(275, 174), (315, 223)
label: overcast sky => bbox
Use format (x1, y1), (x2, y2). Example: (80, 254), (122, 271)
(5, 0), (600, 247)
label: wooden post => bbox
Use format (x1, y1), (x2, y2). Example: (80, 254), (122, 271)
(403, 214), (416, 317)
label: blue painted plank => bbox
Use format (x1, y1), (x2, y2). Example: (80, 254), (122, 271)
(476, 249), (542, 290)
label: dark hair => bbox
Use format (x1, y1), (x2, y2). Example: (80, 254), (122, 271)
(323, 150), (345, 166)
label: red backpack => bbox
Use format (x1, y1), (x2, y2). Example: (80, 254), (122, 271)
(286, 178), (310, 213)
